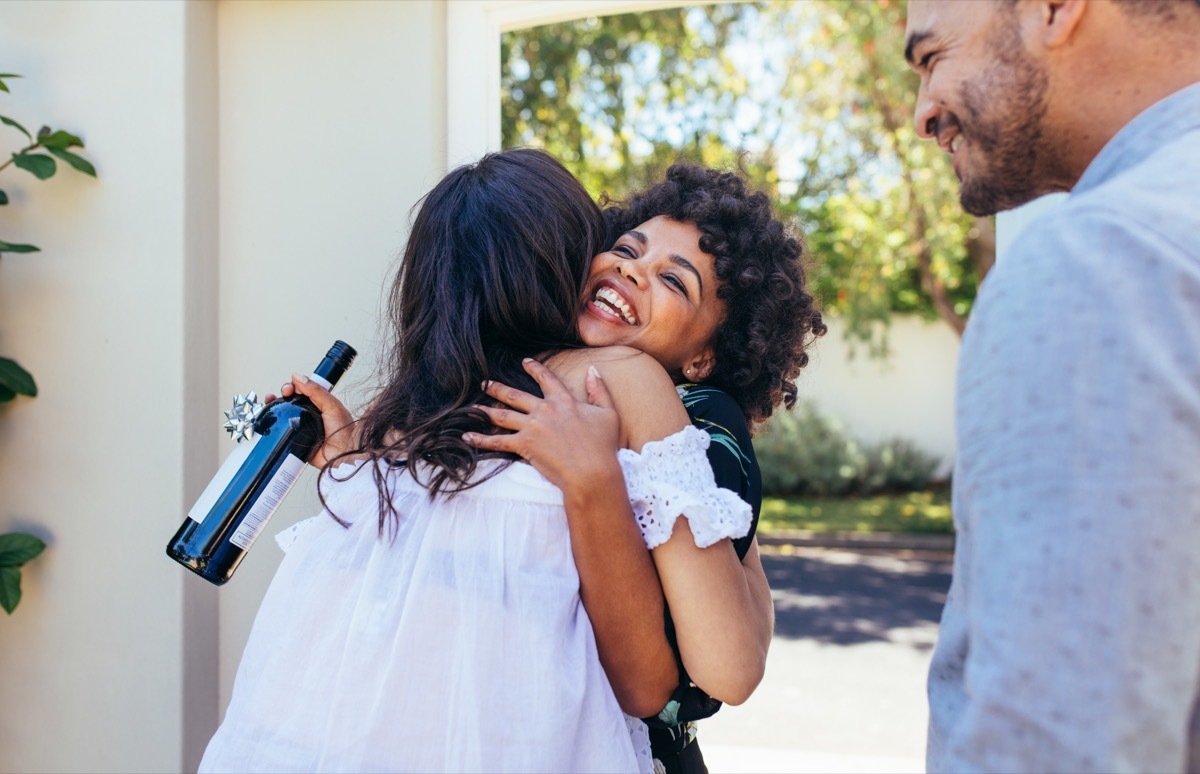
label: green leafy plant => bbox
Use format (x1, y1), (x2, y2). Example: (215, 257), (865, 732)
(756, 400), (943, 497)
(1, 72), (96, 404)
(0, 533), (46, 614)
(1, 71), (92, 613)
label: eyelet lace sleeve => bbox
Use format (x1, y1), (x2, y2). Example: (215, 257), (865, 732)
(617, 425), (753, 549)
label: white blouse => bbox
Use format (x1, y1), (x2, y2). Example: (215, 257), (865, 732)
(200, 425), (750, 774)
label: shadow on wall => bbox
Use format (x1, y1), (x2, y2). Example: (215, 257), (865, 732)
(764, 549), (953, 648)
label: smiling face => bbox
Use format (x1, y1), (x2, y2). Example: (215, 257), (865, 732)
(578, 215), (726, 381)
(905, 0), (1063, 215)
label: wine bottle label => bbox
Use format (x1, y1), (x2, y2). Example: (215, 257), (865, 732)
(188, 435), (262, 523)
(228, 453), (306, 551)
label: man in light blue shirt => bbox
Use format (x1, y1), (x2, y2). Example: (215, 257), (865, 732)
(903, 1), (1200, 770)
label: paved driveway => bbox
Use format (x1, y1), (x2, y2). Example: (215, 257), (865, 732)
(697, 544), (955, 773)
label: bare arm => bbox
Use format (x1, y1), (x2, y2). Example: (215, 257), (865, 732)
(468, 353), (772, 709)
(466, 354), (682, 717)
(652, 527), (772, 705)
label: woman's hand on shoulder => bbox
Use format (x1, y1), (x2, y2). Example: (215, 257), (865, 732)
(580, 347), (689, 452)
(463, 350), (689, 491)
(464, 358), (624, 493)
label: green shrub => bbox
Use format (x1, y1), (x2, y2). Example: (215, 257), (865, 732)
(862, 437), (942, 494)
(756, 402), (868, 496)
(757, 401), (943, 497)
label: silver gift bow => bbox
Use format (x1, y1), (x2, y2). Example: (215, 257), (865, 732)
(223, 392), (265, 443)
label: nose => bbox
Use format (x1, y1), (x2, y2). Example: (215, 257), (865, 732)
(615, 259), (644, 287)
(913, 83), (940, 140)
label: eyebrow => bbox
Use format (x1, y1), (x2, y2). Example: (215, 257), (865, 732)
(626, 229), (705, 299)
(904, 30), (933, 66)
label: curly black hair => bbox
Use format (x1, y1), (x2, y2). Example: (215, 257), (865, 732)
(602, 162), (826, 430)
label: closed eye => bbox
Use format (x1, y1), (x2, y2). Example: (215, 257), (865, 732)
(612, 243), (637, 259)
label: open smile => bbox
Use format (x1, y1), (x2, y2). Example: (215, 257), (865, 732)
(589, 283), (639, 326)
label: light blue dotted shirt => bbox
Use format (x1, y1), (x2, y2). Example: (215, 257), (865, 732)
(927, 82), (1200, 773)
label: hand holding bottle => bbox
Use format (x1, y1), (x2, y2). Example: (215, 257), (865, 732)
(168, 341), (357, 585)
(265, 373), (358, 468)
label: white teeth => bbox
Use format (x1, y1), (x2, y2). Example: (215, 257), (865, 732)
(593, 287), (638, 325)
(950, 135), (963, 154)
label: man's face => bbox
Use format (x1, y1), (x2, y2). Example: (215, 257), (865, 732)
(905, 0), (1054, 216)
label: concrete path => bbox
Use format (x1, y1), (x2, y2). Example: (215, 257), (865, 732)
(694, 544), (955, 773)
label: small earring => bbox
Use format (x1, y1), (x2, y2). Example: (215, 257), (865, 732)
(685, 368), (692, 376)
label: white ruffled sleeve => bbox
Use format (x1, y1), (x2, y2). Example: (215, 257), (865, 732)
(617, 425), (752, 550)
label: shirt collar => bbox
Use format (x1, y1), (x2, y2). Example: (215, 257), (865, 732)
(1073, 81), (1200, 196)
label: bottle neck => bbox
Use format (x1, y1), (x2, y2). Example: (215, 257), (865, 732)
(311, 341), (357, 389)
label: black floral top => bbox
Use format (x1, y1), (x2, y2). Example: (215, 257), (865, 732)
(644, 384), (762, 753)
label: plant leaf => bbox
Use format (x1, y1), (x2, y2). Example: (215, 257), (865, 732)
(0, 115), (31, 141)
(46, 147), (95, 177)
(0, 240), (40, 254)
(12, 153), (56, 180)
(0, 74), (21, 94)
(0, 357), (37, 396)
(0, 533), (46, 567)
(0, 384), (15, 403)
(39, 129), (85, 150)
(0, 190), (7, 205)
(0, 566), (23, 614)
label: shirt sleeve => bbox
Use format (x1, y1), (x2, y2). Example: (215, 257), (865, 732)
(931, 207), (1200, 773)
(680, 386), (762, 560)
(617, 426), (752, 550)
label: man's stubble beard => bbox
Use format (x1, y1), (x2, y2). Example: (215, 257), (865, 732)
(956, 19), (1061, 216)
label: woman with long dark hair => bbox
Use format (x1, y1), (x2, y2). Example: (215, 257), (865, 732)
(199, 149), (756, 773)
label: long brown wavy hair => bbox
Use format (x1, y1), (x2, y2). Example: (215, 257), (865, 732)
(325, 148), (606, 538)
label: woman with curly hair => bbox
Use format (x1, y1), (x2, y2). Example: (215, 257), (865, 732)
(468, 161), (826, 773)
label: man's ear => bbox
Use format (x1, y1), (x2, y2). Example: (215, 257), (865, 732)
(684, 347), (717, 382)
(1040, 0), (1088, 48)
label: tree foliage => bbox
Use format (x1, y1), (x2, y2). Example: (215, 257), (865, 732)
(501, 0), (993, 356)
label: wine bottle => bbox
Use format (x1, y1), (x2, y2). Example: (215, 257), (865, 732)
(167, 340), (357, 585)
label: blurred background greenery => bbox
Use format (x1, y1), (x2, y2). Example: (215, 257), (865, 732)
(501, 0), (974, 532)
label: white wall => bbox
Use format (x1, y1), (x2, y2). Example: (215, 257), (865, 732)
(212, 0), (446, 724)
(0, 1), (446, 772)
(801, 316), (960, 476)
(0, 3), (202, 771)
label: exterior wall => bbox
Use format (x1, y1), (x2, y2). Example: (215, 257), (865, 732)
(212, 0), (446, 726)
(800, 316), (960, 477)
(0, 1), (445, 772)
(0, 3), (200, 771)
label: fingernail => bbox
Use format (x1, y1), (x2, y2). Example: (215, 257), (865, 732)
(294, 373), (309, 384)
(481, 380), (490, 391)
(588, 366), (602, 380)
(462, 432), (475, 442)
(523, 358), (534, 364)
